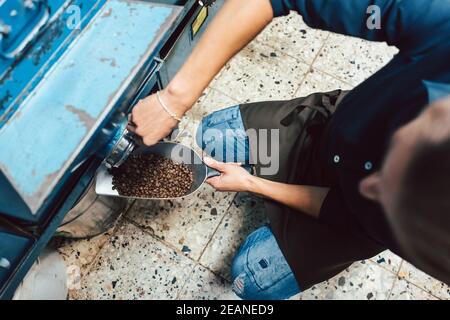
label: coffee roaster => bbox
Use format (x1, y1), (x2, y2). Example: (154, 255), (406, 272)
(0, 0), (223, 299)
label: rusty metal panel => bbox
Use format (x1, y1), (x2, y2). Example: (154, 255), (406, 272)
(0, 0), (182, 214)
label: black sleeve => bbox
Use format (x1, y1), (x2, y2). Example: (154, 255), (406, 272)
(269, 0), (450, 56)
(319, 187), (351, 228)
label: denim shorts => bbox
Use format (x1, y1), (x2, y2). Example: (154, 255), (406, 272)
(196, 105), (250, 163)
(230, 226), (300, 300)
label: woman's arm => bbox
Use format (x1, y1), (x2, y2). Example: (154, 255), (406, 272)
(131, 0), (274, 145)
(248, 176), (329, 219)
(167, 0), (274, 107)
(204, 158), (329, 218)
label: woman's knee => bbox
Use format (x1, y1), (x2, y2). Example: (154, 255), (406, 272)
(230, 266), (300, 300)
(230, 226), (301, 300)
(230, 258), (259, 300)
(230, 226), (272, 300)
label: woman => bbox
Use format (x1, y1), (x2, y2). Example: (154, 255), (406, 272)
(129, 0), (450, 299)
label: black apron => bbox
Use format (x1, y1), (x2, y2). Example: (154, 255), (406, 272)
(239, 90), (384, 290)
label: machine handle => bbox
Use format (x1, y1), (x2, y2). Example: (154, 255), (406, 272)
(130, 57), (165, 107)
(0, 0), (50, 59)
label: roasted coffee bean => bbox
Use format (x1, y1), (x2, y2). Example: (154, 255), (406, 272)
(110, 153), (194, 198)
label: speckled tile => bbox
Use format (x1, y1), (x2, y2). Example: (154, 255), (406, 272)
(256, 13), (329, 65)
(369, 250), (403, 275)
(148, 114), (234, 261)
(176, 90), (209, 135)
(126, 185), (235, 261)
(173, 117), (203, 155)
(199, 193), (269, 281)
(70, 222), (195, 300)
(388, 278), (439, 300)
(54, 233), (110, 277)
(188, 88), (240, 121)
(397, 261), (449, 300)
(178, 265), (238, 300)
(175, 91), (242, 158)
(210, 41), (309, 103)
(126, 112), (235, 261)
(298, 261), (397, 300)
(313, 34), (399, 86)
(295, 68), (353, 98)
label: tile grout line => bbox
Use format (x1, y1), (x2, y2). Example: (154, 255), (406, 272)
(70, 199), (136, 296)
(292, 33), (333, 98)
(196, 192), (239, 261)
(183, 89), (214, 121)
(254, 30), (330, 69)
(386, 259), (402, 300)
(123, 211), (233, 274)
(394, 260), (444, 300)
(207, 86), (241, 105)
(123, 214), (234, 300)
(212, 38), (315, 103)
(310, 65), (358, 88)
(363, 259), (399, 300)
(408, 283), (444, 300)
(384, 260), (444, 300)
(122, 216), (197, 299)
(254, 39), (317, 99)
(308, 33), (331, 67)
(175, 264), (197, 300)
(367, 256), (401, 276)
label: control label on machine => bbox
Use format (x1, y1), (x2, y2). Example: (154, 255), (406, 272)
(191, 6), (208, 39)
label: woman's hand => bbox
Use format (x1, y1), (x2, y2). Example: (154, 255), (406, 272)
(129, 89), (188, 146)
(204, 157), (254, 192)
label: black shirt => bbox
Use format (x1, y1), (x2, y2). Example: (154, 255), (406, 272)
(271, 0), (450, 254)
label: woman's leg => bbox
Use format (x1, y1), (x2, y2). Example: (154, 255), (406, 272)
(196, 105), (250, 164)
(230, 226), (301, 300)
(197, 106), (300, 299)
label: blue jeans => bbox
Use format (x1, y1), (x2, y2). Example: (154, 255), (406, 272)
(196, 105), (250, 163)
(197, 106), (301, 300)
(231, 226), (301, 300)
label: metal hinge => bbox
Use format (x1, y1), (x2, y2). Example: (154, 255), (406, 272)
(0, 257), (11, 269)
(198, 0), (216, 7)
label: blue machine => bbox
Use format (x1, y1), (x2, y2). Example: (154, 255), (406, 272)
(0, 0), (222, 299)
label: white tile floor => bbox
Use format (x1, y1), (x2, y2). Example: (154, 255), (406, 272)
(58, 13), (449, 300)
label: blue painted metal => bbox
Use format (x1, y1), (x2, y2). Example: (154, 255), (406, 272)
(0, 0), (225, 300)
(0, 0), (104, 127)
(0, 156), (100, 299)
(0, 226), (33, 295)
(0, 0), (182, 222)
(0, 0), (51, 59)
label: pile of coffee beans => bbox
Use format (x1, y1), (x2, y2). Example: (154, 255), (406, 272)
(111, 153), (194, 198)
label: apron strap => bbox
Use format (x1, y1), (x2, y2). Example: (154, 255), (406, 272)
(280, 89), (347, 127)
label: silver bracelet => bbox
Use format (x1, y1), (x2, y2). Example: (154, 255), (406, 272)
(156, 91), (183, 122)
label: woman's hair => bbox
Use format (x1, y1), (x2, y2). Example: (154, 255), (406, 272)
(396, 134), (450, 285)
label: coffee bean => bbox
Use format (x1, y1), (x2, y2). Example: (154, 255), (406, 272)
(110, 153), (194, 198)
